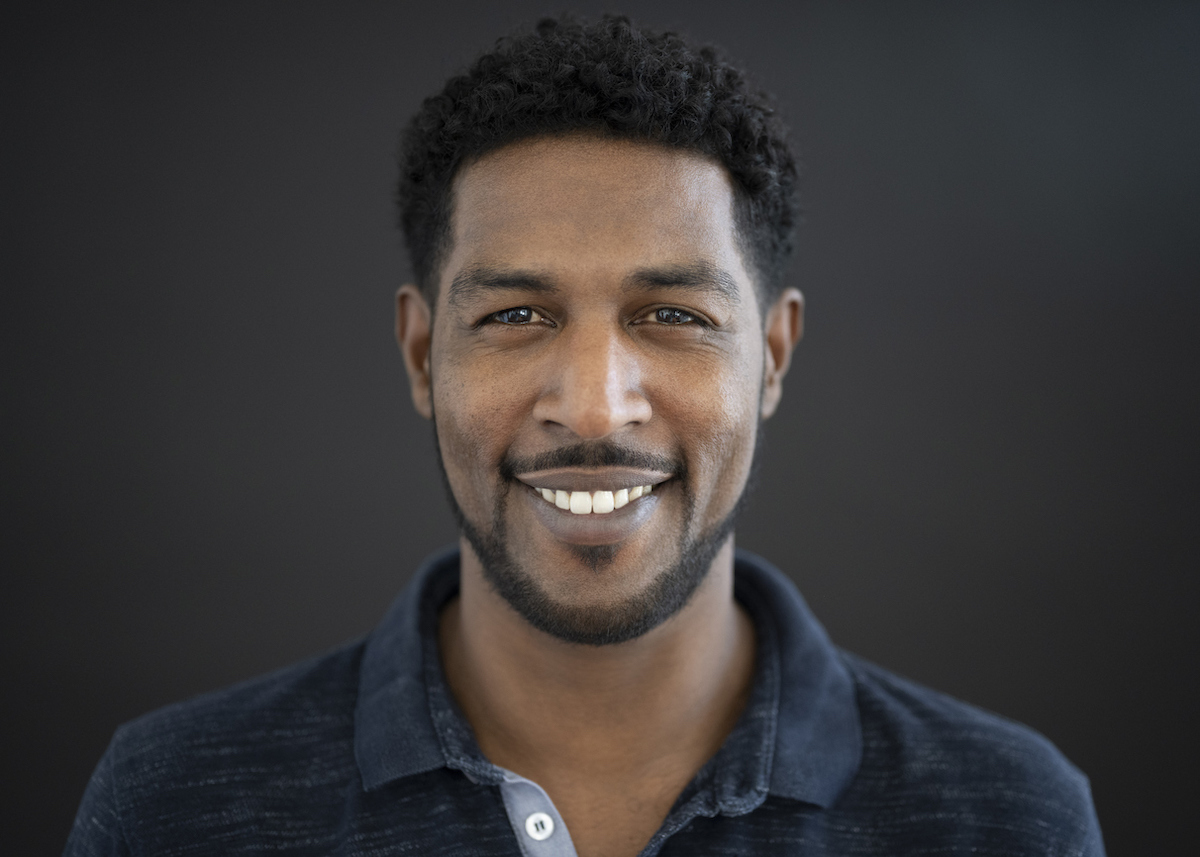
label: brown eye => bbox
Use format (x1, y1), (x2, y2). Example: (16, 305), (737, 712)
(655, 307), (696, 325)
(491, 307), (542, 325)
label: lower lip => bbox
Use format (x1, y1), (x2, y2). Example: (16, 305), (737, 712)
(522, 485), (662, 545)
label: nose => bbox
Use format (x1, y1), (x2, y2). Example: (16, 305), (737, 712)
(531, 322), (652, 439)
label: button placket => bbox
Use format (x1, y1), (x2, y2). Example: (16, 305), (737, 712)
(497, 769), (577, 856)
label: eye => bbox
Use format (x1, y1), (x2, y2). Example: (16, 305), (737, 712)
(653, 307), (699, 325)
(488, 306), (545, 325)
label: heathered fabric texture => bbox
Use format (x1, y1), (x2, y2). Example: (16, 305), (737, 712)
(66, 548), (1104, 856)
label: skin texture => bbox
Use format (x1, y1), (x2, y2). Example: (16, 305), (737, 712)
(396, 134), (803, 857)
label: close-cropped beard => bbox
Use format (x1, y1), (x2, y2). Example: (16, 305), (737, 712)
(432, 428), (749, 646)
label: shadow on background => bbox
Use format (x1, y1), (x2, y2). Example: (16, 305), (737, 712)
(4, 2), (1197, 854)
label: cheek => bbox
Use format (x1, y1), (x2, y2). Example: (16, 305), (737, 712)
(431, 350), (537, 496)
(657, 351), (763, 497)
(431, 372), (502, 504)
(700, 388), (760, 480)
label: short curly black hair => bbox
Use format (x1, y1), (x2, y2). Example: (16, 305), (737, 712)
(397, 15), (798, 306)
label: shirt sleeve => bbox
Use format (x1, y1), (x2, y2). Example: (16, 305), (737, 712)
(63, 738), (132, 857)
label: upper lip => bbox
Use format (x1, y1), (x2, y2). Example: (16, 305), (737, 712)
(514, 467), (673, 493)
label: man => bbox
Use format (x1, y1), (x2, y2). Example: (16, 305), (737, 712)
(66, 16), (1103, 857)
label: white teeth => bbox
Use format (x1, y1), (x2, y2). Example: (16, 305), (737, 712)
(536, 485), (655, 514)
(569, 491), (592, 514)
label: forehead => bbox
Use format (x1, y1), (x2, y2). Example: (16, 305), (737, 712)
(439, 135), (752, 299)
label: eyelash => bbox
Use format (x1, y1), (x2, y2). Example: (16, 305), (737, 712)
(652, 307), (698, 326)
(483, 306), (706, 327)
(488, 307), (546, 326)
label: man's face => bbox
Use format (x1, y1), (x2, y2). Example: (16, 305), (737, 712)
(400, 134), (798, 644)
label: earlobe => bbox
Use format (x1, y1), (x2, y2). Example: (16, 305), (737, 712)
(760, 288), (804, 419)
(395, 284), (434, 419)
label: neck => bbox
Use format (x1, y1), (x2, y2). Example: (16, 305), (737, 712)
(439, 536), (756, 784)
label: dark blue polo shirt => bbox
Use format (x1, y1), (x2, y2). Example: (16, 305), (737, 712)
(65, 548), (1104, 856)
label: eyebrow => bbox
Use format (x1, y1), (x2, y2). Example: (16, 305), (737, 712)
(446, 266), (558, 308)
(624, 262), (742, 305)
(446, 260), (742, 307)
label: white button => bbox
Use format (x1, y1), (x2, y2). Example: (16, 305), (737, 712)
(524, 811), (554, 841)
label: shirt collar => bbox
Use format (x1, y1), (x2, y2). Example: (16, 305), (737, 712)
(354, 547), (861, 808)
(734, 550), (862, 807)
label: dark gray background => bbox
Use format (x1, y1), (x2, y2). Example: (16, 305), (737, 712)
(4, 2), (1197, 854)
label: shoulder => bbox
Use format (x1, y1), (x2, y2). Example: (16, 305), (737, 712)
(837, 650), (1104, 854)
(842, 650), (1085, 790)
(112, 638), (365, 768)
(66, 640), (368, 856)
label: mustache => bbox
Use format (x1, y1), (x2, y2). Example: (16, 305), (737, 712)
(501, 441), (682, 479)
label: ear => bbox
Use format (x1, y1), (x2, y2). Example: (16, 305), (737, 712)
(760, 288), (804, 419)
(395, 284), (434, 419)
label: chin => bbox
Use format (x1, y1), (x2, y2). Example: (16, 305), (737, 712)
(463, 506), (736, 647)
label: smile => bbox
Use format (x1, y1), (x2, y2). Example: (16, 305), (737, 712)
(535, 484), (653, 515)
(514, 467), (669, 545)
